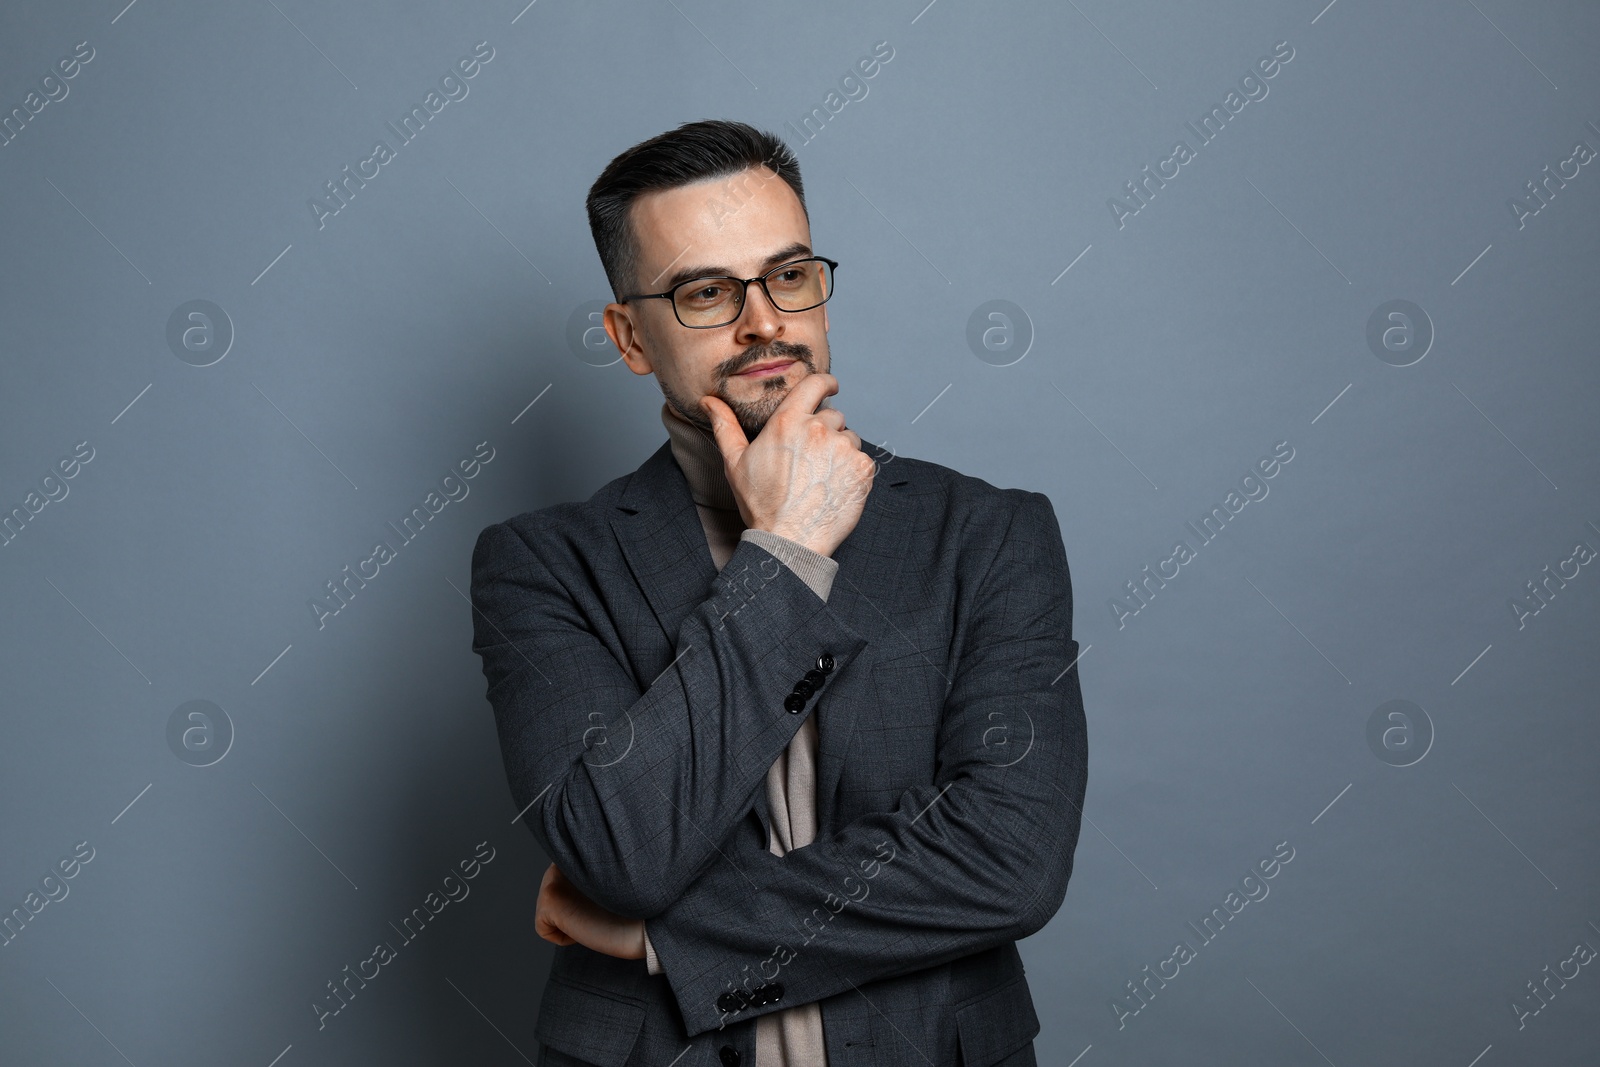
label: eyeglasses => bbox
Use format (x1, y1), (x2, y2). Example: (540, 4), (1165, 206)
(619, 256), (838, 329)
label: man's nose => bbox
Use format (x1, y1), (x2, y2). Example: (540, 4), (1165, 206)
(732, 279), (783, 338)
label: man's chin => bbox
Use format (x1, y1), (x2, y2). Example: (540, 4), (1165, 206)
(716, 401), (766, 440)
(705, 389), (778, 439)
(668, 396), (764, 440)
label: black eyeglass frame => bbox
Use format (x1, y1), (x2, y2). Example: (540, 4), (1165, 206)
(617, 256), (839, 329)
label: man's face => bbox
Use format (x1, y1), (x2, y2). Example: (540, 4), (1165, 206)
(602, 164), (830, 442)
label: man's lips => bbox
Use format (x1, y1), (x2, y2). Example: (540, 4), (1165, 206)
(734, 359), (796, 378)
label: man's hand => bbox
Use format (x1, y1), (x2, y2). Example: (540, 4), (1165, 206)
(534, 862), (646, 960)
(702, 372), (874, 559)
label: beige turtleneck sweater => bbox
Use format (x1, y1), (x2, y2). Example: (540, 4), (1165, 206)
(642, 401), (835, 1066)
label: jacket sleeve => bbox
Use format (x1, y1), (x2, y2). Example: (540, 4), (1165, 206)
(641, 490), (1088, 1037)
(470, 516), (865, 919)
(644, 528), (837, 976)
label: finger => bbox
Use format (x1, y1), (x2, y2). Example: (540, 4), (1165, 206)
(775, 371), (837, 417)
(537, 924), (576, 946)
(701, 394), (748, 463)
(812, 407), (846, 431)
(536, 893), (578, 947)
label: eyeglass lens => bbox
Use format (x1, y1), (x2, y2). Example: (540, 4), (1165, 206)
(674, 259), (832, 327)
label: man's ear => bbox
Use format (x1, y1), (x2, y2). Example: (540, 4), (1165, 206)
(604, 303), (654, 376)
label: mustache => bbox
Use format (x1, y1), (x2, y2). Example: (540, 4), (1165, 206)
(723, 340), (814, 376)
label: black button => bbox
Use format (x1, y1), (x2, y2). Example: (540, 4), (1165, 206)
(792, 678), (815, 699)
(717, 991), (743, 1013)
(719, 1046), (741, 1067)
(768, 981), (784, 1002)
(817, 653), (834, 674)
(783, 693), (806, 713)
(804, 668), (827, 688)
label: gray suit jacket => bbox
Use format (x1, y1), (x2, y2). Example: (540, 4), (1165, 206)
(469, 436), (1087, 1067)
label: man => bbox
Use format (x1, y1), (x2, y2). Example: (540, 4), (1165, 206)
(470, 119), (1087, 1067)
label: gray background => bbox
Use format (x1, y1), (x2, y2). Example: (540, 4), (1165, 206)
(2, 0), (1597, 1063)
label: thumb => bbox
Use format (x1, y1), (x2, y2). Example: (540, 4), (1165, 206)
(700, 395), (747, 464)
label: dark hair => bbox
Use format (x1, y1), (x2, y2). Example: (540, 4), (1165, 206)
(586, 119), (806, 300)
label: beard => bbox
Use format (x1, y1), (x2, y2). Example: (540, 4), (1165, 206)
(663, 339), (820, 441)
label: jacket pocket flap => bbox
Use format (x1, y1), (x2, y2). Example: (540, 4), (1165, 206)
(954, 975), (1041, 1067)
(533, 976), (647, 1067)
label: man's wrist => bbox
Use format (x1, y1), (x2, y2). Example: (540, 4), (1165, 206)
(740, 528), (838, 602)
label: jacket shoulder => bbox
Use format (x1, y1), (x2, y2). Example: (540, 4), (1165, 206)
(882, 450), (1053, 526)
(471, 469), (631, 578)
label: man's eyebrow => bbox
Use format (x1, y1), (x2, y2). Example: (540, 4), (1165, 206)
(658, 241), (813, 293)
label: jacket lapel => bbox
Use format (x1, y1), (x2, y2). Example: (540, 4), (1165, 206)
(608, 440), (718, 652)
(608, 437), (914, 833)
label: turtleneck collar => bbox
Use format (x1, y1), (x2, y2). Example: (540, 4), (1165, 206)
(661, 401), (740, 512)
